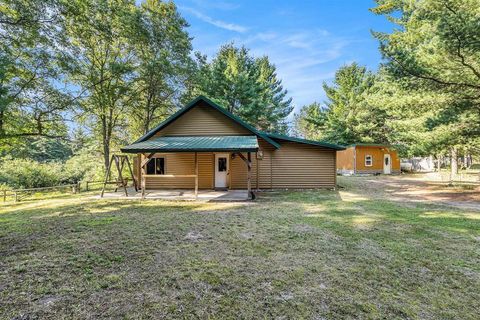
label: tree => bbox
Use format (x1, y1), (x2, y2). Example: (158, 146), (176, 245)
(194, 43), (293, 133)
(0, 0), (73, 146)
(294, 102), (327, 141)
(295, 63), (388, 145)
(128, 0), (192, 135)
(371, 0), (480, 175)
(65, 0), (137, 170)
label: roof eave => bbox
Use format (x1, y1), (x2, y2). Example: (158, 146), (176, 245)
(265, 133), (346, 150)
(120, 147), (259, 154)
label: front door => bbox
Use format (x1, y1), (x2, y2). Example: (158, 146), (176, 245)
(383, 154), (392, 174)
(215, 154), (229, 188)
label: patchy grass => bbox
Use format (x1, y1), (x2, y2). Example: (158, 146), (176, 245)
(1, 184), (479, 319)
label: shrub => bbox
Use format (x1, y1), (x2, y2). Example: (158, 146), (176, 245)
(0, 150), (103, 189)
(0, 158), (64, 189)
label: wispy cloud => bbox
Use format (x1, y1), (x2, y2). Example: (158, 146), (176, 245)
(237, 29), (351, 115)
(180, 6), (248, 33)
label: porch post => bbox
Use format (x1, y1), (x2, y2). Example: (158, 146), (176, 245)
(194, 152), (198, 200)
(247, 152), (252, 199)
(256, 152), (259, 191)
(141, 153), (146, 199)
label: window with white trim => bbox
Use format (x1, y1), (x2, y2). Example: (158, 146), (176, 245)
(146, 157), (165, 175)
(365, 155), (373, 166)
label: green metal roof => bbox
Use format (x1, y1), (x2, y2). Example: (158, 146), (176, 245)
(121, 135), (259, 153)
(132, 96), (280, 149)
(263, 132), (346, 150)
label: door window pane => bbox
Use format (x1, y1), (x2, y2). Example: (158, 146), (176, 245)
(218, 157), (227, 172)
(385, 157), (389, 165)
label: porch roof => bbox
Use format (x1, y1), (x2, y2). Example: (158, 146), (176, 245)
(120, 135), (259, 153)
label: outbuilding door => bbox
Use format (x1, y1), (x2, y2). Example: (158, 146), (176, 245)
(215, 154), (229, 188)
(383, 154), (392, 174)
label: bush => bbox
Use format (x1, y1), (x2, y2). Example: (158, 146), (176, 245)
(0, 158), (64, 189)
(0, 150), (102, 189)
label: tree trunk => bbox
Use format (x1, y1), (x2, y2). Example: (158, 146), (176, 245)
(103, 137), (110, 174)
(450, 147), (458, 182)
(437, 154), (442, 172)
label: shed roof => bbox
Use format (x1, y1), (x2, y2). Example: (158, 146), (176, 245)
(121, 135), (259, 153)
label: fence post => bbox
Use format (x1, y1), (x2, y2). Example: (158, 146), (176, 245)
(86, 181), (89, 191)
(14, 192), (17, 202)
(3, 190), (5, 202)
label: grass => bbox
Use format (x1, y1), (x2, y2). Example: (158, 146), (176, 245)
(1, 180), (479, 319)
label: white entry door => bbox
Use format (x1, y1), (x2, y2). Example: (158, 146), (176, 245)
(215, 154), (229, 188)
(383, 154), (392, 174)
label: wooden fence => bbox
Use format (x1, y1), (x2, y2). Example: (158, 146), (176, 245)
(2, 183), (81, 202)
(1, 179), (129, 203)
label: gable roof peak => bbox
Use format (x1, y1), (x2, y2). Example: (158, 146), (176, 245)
(132, 95), (281, 149)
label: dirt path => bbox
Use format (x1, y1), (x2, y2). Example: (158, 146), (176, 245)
(339, 175), (480, 211)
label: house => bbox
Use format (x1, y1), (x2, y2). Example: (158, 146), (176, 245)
(336, 144), (400, 175)
(120, 96), (345, 198)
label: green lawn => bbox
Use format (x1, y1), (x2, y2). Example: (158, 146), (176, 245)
(1, 181), (479, 319)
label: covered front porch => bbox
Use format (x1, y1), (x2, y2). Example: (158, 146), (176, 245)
(118, 135), (259, 200)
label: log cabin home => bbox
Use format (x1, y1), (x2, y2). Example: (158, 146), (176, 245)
(121, 96), (345, 198)
(336, 144), (401, 175)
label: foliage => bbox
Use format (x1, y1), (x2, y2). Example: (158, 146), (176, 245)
(193, 43), (293, 133)
(370, 0), (480, 157)
(0, 143), (101, 189)
(0, 158), (65, 189)
(0, 136), (72, 161)
(127, 0), (193, 136)
(295, 63), (389, 145)
(0, 0), (73, 143)
(64, 0), (138, 170)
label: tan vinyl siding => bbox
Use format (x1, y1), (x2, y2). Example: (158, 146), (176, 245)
(230, 139), (273, 189)
(154, 101), (250, 137)
(271, 142), (336, 188)
(230, 139), (336, 189)
(139, 152), (213, 189)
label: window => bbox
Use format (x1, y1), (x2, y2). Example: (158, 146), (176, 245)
(218, 157), (227, 172)
(146, 157), (165, 175)
(365, 155), (373, 167)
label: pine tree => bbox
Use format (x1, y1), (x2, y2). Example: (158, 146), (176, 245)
(193, 43), (293, 133)
(295, 63), (388, 145)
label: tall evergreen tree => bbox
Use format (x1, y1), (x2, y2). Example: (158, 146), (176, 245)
(371, 0), (480, 175)
(194, 43), (293, 133)
(295, 63), (388, 145)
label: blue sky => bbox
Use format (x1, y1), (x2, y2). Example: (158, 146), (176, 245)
(174, 0), (393, 117)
